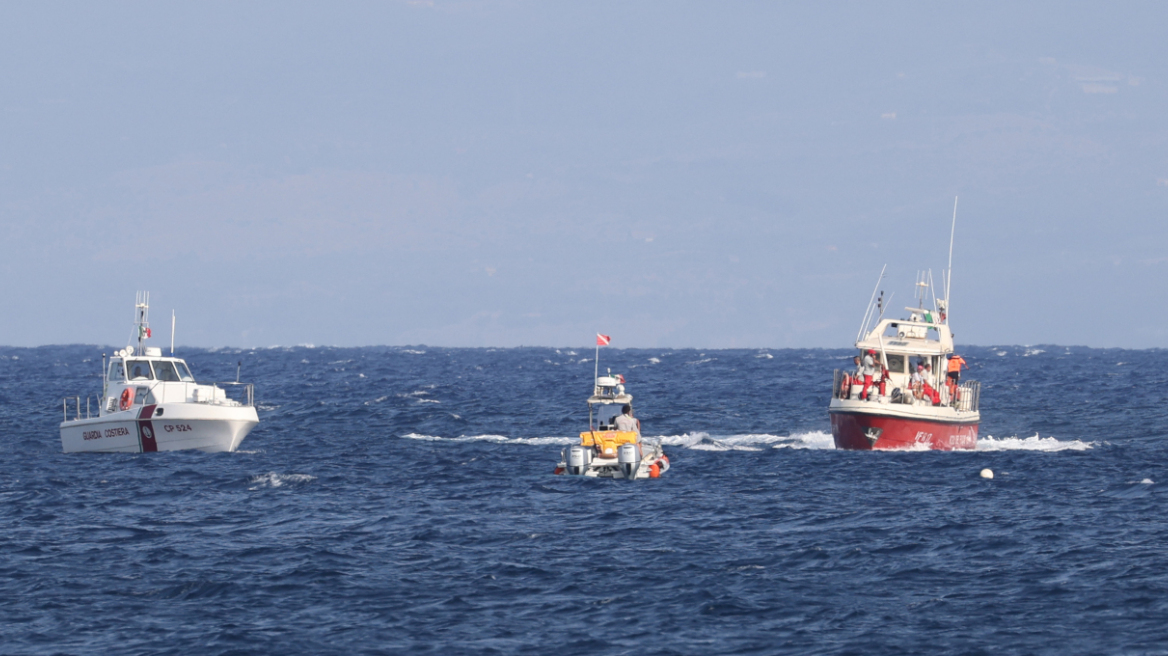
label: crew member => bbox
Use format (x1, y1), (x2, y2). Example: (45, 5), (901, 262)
(614, 404), (640, 436)
(911, 363), (925, 400)
(921, 362), (941, 405)
(946, 353), (968, 400)
(846, 356), (862, 398)
(860, 349), (877, 400)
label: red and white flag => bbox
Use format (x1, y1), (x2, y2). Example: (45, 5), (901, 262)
(596, 334), (611, 346)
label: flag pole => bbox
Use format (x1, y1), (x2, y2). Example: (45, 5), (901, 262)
(594, 339), (600, 384)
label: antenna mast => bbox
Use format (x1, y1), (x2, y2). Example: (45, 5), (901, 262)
(945, 196), (958, 318)
(134, 291), (150, 354)
(856, 265), (887, 343)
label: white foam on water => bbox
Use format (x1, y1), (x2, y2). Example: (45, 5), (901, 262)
(401, 433), (575, 446)
(1023, 348), (1045, 357)
(401, 431), (840, 451)
(248, 472), (317, 489)
(771, 431), (837, 450)
(401, 349), (426, 354)
(656, 431), (835, 451)
(976, 434), (1094, 452)
(1139, 478), (1154, 485)
(647, 357), (661, 364)
(756, 353), (774, 359)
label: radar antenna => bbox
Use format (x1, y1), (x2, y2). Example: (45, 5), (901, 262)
(132, 291), (151, 354)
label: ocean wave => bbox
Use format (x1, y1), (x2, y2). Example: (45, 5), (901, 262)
(398, 431), (837, 451)
(976, 434), (1094, 451)
(657, 431), (835, 451)
(401, 433), (574, 446)
(248, 472), (317, 489)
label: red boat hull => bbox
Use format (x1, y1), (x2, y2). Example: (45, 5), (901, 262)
(830, 410), (978, 451)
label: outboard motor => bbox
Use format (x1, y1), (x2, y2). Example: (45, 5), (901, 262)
(568, 444), (592, 475)
(618, 443), (640, 480)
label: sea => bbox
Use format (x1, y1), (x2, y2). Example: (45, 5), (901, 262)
(1, 344), (1165, 655)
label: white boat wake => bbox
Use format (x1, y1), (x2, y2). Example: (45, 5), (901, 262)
(401, 431), (837, 450)
(976, 434), (1094, 451)
(402, 431), (1094, 453)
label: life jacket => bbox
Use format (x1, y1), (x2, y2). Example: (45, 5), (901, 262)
(947, 356), (966, 373)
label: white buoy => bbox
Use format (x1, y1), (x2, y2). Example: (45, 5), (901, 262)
(980, 468), (994, 479)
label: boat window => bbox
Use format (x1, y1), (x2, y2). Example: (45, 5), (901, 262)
(176, 361), (195, 382)
(594, 404), (623, 430)
(154, 361), (181, 382)
(885, 354), (906, 374)
(126, 360), (154, 381)
(108, 360), (126, 382)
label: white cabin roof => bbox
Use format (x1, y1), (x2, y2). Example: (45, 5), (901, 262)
(857, 318), (954, 356)
(588, 394), (633, 405)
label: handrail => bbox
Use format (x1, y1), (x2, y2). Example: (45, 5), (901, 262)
(832, 369), (979, 412)
(196, 382), (255, 407)
(61, 396), (94, 422)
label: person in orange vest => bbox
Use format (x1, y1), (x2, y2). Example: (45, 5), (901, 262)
(946, 354), (968, 383)
(946, 353), (968, 403)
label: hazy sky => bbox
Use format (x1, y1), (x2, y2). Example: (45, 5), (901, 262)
(2, 1), (1166, 348)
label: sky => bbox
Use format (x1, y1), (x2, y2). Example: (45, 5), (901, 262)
(1, 1), (1166, 348)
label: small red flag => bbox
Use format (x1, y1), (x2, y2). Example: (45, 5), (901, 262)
(596, 334), (611, 346)
(146, 328), (152, 338)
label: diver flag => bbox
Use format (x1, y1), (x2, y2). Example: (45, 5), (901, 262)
(596, 334), (611, 346)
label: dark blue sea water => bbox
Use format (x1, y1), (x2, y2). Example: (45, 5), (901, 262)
(2, 345), (1166, 655)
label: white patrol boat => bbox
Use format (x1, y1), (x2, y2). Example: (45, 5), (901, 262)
(59, 293), (259, 454)
(554, 368), (670, 480)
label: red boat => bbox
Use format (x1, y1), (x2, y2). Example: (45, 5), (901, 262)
(828, 201), (981, 451)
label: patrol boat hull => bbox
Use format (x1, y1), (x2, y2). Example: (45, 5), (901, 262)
(60, 403), (258, 454)
(829, 399), (978, 451)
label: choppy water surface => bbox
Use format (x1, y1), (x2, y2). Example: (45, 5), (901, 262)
(1, 345), (1166, 655)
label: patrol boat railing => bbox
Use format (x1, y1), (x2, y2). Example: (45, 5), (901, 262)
(195, 382), (255, 407)
(61, 396), (97, 422)
(832, 369), (980, 412)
